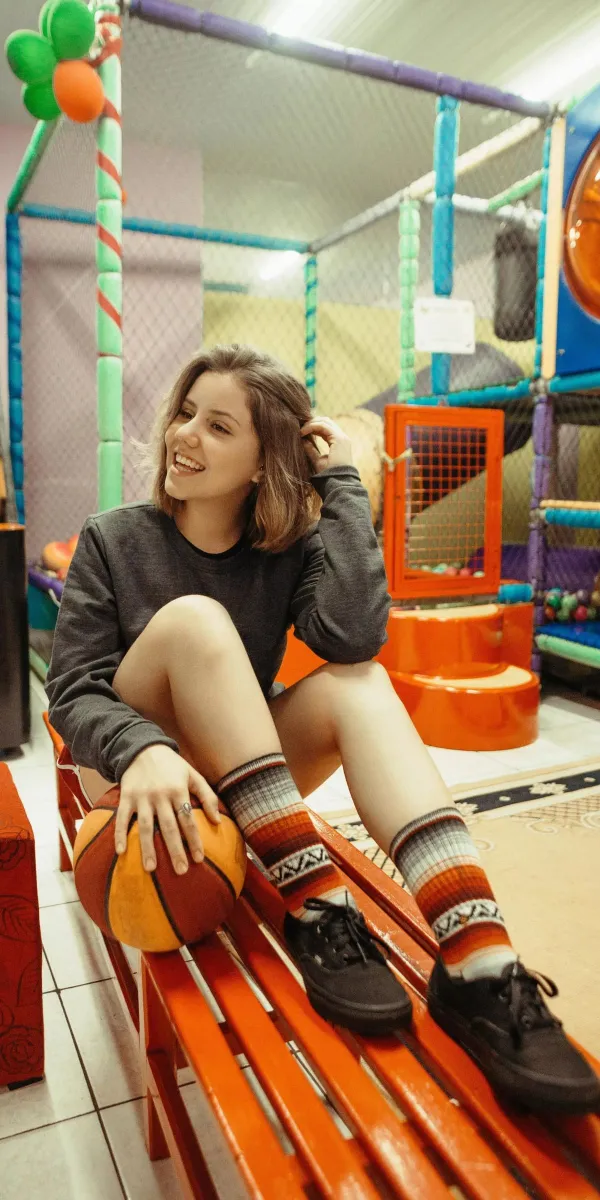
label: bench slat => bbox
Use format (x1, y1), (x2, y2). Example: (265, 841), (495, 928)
(143, 949), (306, 1199)
(193, 933), (381, 1200)
(347, 1032), (529, 1200)
(246, 866), (600, 1200)
(228, 898), (455, 1200)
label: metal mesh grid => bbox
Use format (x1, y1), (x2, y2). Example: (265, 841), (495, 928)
(21, 216), (97, 560)
(541, 395), (600, 597)
(16, 11), (552, 557)
(405, 422), (489, 572)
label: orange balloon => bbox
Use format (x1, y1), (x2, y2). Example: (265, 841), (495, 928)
(53, 60), (104, 124)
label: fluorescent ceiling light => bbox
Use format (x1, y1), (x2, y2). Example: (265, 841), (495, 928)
(506, 23), (600, 102)
(269, 0), (328, 39)
(259, 250), (303, 281)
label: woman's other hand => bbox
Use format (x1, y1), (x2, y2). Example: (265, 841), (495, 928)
(301, 416), (354, 473)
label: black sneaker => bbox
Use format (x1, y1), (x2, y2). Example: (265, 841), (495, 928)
(428, 956), (600, 1114)
(283, 896), (413, 1036)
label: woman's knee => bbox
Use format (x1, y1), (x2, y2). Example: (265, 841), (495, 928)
(152, 595), (239, 661)
(317, 659), (391, 692)
(315, 660), (404, 716)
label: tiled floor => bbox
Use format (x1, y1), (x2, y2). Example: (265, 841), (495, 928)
(1, 674), (599, 1197)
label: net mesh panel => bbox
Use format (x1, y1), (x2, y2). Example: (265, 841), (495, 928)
(542, 394), (600, 599)
(19, 12), (546, 558)
(448, 111), (545, 393)
(405, 421), (488, 572)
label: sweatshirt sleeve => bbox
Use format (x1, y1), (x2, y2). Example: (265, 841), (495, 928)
(289, 464), (390, 662)
(45, 517), (179, 783)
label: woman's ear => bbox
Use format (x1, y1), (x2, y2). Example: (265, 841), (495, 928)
(251, 466), (264, 484)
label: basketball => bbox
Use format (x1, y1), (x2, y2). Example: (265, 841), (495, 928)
(73, 788), (247, 951)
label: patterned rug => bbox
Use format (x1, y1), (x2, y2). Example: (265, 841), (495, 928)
(328, 766), (600, 1054)
(328, 755), (600, 886)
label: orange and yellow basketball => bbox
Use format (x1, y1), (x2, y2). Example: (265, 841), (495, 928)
(73, 789), (247, 951)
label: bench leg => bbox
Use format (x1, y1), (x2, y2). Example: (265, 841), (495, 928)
(140, 957), (177, 1161)
(59, 830), (71, 872)
(145, 1090), (170, 1161)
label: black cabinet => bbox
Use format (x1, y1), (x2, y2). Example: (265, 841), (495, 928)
(0, 525), (30, 750)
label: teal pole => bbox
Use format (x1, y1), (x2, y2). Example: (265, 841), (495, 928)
(398, 198), (420, 402)
(304, 254), (318, 409)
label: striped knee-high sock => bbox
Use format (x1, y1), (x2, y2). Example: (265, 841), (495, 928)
(217, 753), (351, 920)
(391, 807), (517, 981)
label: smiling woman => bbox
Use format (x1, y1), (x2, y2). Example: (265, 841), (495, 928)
(44, 342), (600, 1109)
(151, 343), (322, 554)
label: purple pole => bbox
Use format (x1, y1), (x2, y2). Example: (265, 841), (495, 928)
(528, 390), (553, 672)
(129, 0), (550, 118)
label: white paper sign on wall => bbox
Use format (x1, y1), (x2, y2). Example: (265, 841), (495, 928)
(414, 297), (475, 355)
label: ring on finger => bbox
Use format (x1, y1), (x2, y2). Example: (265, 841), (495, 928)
(177, 800), (193, 817)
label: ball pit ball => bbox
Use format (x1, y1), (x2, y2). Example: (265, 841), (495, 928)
(444, 566), (459, 576)
(473, 570), (485, 578)
(543, 586), (600, 624)
(459, 566), (473, 577)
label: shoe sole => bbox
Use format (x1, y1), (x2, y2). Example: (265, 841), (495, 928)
(428, 991), (600, 1116)
(306, 981), (413, 1037)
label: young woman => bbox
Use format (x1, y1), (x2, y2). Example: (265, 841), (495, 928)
(46, 344), (599, 1115)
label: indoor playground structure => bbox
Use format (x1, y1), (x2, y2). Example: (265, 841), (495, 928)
(4, 0), (600, 746)
(5, 6), (600, 1197)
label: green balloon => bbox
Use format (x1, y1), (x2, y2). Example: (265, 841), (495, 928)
(22, 79), (61, 120)
(48, 0), (95, 61)
(39, 0), (55, 39)
(5, 29), (57, 84)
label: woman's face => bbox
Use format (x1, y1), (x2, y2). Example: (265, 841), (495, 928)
(164, 371), (263, 505)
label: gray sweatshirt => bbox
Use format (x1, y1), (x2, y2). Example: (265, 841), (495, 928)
(46, 464), (390, 783)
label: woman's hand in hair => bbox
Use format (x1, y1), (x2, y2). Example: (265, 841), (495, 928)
(300, 416), (353, 473)
(115, 744), (221, 874)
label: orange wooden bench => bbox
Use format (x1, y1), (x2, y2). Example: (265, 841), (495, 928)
(44, 715), (600, 1199)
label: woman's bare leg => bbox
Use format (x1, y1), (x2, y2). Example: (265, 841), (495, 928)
(268, 659), (451, 849)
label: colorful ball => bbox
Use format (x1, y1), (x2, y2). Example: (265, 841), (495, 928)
(574, 605), (589, 622)
(22, 78), (61, 120)
(459, 566), (473, 577)
(5, 29), (56, 84)
(73, 790), (247, 951)
(557, 603), (571, 621)
(473, 570), (485, 578)
(588, 607), (597, 620)
(576, 589), (590, 605)
(53, 59), (104, 122)
(545, 592), (561, 610)
(47, 0), (96, 60)
(563, 593), (579, 613)
(544, 605), (556, 621)
(444, 566), (459, 576)
(592, 591), (600, 608)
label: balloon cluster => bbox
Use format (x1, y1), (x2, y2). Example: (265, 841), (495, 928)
(5, 0), (104, 123)
(544, 587), (600, 623)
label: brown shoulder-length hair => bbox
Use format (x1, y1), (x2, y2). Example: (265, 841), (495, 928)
(148, 344), (321, 553)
